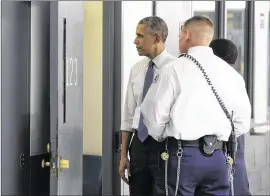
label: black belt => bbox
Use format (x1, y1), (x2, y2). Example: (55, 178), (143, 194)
(133, 130), (224, 151)
(165, 137), (224, 150)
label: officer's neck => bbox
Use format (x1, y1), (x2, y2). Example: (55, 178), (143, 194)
(189, 40), (210, 48)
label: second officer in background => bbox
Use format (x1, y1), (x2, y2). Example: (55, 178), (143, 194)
(210, 38), (251, 196)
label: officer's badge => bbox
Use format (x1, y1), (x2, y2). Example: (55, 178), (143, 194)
(153, 74), (159, 83)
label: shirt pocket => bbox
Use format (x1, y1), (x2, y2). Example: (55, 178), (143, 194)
(131, 80), (143, 102)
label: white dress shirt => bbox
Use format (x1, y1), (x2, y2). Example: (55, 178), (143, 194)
(141, 46), (251, 142)
(120, 49), (177, 132)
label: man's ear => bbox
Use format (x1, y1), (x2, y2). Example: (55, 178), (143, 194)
(154, 34), (162, 44)
(184, 29), (191, 40)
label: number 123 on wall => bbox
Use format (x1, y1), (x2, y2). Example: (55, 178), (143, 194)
(65, 57), (78, 86)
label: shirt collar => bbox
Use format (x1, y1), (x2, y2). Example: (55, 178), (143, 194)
(148, 49), (169, 68)
(188, 46), (213, 54)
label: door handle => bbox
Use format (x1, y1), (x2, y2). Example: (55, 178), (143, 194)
(41, 143), (51, 168)
(41, 159), (50, 168)
(47, 143), (50, 153)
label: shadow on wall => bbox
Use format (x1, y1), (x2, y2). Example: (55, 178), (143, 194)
(83, 155), (102, 195)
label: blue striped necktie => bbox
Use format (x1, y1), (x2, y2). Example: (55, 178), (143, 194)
(137, 61), (155, 142)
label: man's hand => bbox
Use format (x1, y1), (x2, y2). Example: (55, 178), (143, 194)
(119, 131), (132, 184)
(119, 156), (131, 185)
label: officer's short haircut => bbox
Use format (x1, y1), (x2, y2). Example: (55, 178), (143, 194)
(138, 16), (168, 43)
(183, 15), (214, 30)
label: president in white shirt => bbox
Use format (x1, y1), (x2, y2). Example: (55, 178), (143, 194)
(141, 15), (251, 196)
(119, 16), (177, 196)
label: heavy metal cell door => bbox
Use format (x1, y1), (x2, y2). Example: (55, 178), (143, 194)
(49, 1), (84, 195)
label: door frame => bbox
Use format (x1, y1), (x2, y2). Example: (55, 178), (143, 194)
(102, 1), (122, 195)
(0, 1), (2, 193)
(1, 2), (31, 195)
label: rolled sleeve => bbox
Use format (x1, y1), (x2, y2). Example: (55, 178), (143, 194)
(233, 78), (252, 137)
(141, 67), (178, 141)
(120, 70), (136, 132)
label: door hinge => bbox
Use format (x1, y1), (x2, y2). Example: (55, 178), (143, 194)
(114, 132), (122, 153)
(20, 152), (26, 169)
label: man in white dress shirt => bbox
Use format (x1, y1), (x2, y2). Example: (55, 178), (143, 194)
(141, 15), (251, 196)
(119, 16), (176, 196)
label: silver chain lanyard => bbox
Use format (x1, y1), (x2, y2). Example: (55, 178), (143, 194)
(164, 139), (183, 196)
(225, 152), (235, 196)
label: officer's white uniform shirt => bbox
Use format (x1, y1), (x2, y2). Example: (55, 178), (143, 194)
(141, 46), (251, 142)
(120, 49), (177, 132)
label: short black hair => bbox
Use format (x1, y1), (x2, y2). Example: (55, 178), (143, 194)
(210, 38), (238, 64)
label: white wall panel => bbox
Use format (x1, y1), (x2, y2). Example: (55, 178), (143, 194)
(0, 0), (2, 193)
(121, 1), (152, 105)
(192, 1), (215, 12)
(226, 1), (246, 10)
(156, 1), (192, 56)
(253, 1), (270, 128)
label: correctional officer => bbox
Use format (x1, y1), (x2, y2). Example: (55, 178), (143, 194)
(119, 16), (176, 196)
(140, 15), (252, 196)
(210, 38), (251, 196)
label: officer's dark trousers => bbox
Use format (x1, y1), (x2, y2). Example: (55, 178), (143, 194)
(128, 133), (162, 196)
(230, 135), (251, 196)
(156, 138), (230, 196)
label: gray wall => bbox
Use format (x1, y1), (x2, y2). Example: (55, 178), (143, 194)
(246, 131), (270, 195)
(30, 1), (50, 156)
(1, 2), (31, 195)
(0, 1), (2, 192)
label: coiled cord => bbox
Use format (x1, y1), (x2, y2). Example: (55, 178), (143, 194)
(179, 53), (232, 121)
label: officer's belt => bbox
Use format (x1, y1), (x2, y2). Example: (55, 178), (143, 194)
(165, 137), (224, 150)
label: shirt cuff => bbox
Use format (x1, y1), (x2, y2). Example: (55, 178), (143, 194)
(120, 121), (134, 132)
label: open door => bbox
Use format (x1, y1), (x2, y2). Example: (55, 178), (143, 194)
(29, 1), (84, 195)
(49, 1), (84, 195)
